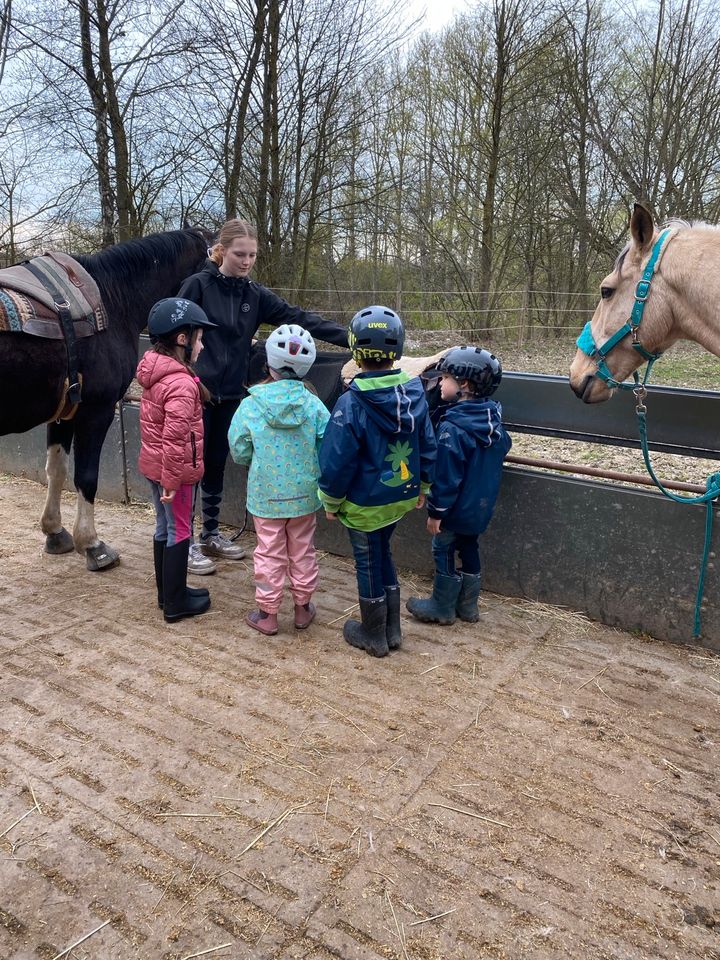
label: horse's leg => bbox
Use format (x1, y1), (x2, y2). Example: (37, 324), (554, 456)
(71, 403), (120, 571)
(41, 419), (75, 555)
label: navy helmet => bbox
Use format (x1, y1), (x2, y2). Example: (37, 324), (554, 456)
(436, 346), (502, 397)
(148, 298), (216, 342)
(348, 305), (404, 362)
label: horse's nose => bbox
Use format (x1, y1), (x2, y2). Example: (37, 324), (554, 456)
(570, 373), (594, 401)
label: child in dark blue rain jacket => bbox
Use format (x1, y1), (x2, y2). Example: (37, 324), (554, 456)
(407, 346), (512, 626)
(318, 306), (437, 658)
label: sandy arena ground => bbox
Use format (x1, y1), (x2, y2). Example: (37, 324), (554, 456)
(0, 477), (719, 960)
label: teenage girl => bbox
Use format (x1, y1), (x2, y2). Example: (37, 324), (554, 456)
(177, 218), (348, 575)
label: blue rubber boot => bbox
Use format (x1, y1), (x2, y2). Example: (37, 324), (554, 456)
(406, 573), (462, 625)
(456, 572), (482, 622)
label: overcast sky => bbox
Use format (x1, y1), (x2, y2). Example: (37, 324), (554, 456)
(403, 0), (470, 33)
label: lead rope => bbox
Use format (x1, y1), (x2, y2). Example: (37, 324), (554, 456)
(634, 384), (720, 637)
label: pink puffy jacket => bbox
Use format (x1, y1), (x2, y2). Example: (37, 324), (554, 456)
(136, 351), (205, 492)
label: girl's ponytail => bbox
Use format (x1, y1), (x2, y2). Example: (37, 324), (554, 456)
(207, 242), (224, 266)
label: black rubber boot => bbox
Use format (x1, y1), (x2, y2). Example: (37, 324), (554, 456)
(153, 539), (209, 610)
(385, 585), (403, 650)
(163, 540), (211, 623)
(344, 596), (389, 657)
(406, 573), (462, 625)
(456, 572), (481, 622)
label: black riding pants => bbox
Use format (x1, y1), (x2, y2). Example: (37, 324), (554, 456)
(199, 398), (241, 538)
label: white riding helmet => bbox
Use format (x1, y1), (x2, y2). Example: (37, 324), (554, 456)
(265, 324), (316, 378)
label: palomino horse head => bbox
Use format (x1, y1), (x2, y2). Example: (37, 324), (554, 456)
(569, 203), (678, 403)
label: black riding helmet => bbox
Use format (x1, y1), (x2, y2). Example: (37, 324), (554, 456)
(436, 346), (502, 397)
(148, 298), (217, 343)
(348, 304), (404, 362)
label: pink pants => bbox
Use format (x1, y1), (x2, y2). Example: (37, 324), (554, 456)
(252, 513), (319, 613)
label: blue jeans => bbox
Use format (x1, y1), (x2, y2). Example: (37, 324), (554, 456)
(347, 523), (398, 598)
(432, 529), (481, 576)
(149, 481), (194, 546)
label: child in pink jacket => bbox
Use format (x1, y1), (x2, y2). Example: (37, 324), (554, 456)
(136, 298), (217, 623)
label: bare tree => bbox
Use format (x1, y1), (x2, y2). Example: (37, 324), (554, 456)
(0, 0), (11, 86)
(13, 0), (190, 242)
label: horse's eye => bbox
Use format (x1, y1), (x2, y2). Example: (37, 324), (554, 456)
(600, 286), (614, 300)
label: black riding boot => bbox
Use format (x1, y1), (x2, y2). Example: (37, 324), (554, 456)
(385, 585), (403, 650)
(163, 540), (211, 623)
(153, 539), (208, 610)
(343, 596), (389, 658)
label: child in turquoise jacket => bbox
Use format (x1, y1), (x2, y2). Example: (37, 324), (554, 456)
(228, 325), (329, 635)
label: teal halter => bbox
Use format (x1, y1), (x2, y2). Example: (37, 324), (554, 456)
(576, 227), (674, 390)
(575, 226), (720, 638)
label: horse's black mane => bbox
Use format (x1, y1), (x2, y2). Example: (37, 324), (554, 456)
(74, 229), (206, 289)
(71, 228), (208, 318)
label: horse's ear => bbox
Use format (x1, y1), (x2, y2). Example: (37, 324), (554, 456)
(630, 201), (655, 254)
(182, 218), (191, 229)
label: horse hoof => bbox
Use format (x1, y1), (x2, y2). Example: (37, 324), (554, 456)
(85, 542), (120, 571)
(45, 528), (74, 555)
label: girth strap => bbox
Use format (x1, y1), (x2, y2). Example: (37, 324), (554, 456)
(23, 261), (82, 407)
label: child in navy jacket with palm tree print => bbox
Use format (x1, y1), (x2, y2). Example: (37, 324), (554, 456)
(318, 306), (436, 660)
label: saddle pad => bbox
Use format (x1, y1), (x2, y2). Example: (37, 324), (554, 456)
(0, 251), (108, 334)
(0, 286), (98, 339)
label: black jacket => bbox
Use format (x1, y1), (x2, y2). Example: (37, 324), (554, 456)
(177, 261), (348, 401)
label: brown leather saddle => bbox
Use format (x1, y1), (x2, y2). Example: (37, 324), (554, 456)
(0, 252), (108, 419)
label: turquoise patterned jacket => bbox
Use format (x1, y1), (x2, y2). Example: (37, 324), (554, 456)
(228, 379), (330, 519)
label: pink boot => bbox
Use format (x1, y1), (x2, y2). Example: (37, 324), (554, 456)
(294, 601), (316, 629)
(246, 609), (278, 635)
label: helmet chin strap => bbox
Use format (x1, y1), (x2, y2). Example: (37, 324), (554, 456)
(173, 329), (193, 362)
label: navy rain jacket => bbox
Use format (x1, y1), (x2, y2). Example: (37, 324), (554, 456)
(318, 370), (437, 531)
(178, 261), (348, 401)
(427, 399), (511, 534)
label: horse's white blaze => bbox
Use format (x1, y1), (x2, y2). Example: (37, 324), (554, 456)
(73, 491), (99, 551)
(40, 443), (68, 535)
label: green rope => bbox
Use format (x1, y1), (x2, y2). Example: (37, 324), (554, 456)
(637, 407), (720, 637)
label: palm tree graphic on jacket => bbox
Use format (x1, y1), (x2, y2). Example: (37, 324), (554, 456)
(380, 441), (413, 487)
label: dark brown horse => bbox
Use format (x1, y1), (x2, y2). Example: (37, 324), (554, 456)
(0, 229), (209, 569)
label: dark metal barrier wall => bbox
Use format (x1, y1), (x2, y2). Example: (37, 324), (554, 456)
(2, 375), (719, 651)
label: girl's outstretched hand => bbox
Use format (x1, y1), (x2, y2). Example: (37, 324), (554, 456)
(426, 517), (441, 535)
(325, 511), (337, 521)
(416, 493), (426, 509)
(160, 487), (176, 503)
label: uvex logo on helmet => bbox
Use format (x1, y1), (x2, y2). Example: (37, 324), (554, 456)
(348, 305), (404, 362)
